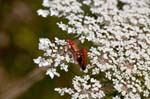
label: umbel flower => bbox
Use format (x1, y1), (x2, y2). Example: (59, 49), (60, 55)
(55, 75), (105, 99)
(34, 37), (75, 78)
(35, 0), (150, 98)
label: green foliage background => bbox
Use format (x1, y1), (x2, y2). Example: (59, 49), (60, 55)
(0, 0), (74, 99)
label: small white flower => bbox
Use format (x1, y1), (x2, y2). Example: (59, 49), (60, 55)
(55, 75), (105, 99)
(34, 38), (73, 79)
(113, 96), (121, 99)
(46, 68), (60, 79)
(55, 88), (74, 96)
(42, 0), (50, 7)
(39, 38), (51, 50)
(143, 90), (149, 97)
(92, 67), (100, 75)
(37, 9), (49, 17)
(60, 63), (68, 72)
(33, 56), (49, 67)
(83, 0), (91, 5)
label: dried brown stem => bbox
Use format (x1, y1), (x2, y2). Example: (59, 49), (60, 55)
(0, 67), (48, 99)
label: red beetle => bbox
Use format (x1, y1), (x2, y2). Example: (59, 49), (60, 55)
(78, 48), (88, 70)
(66, 39), (79, 59)
(66, 40), (88, 70)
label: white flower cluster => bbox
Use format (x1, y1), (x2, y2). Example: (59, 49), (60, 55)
(55, 75), (105, 99)
(37, 0), (150, 98)
(34, 38), (74, 79)
(37, 0), (83, 17)
(86, 0), (150, 98)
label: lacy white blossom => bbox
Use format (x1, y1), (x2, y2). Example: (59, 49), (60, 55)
(55, 75), (105, 99)
(37, 0), (83, 17)
(88, 45), (150, 98)
(36, 0), (150, 98)
(34, 37), (74, 79)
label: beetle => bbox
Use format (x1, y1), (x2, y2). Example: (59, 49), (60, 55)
(66, 40), (78, 52)
(66, 39), (79, 59)
(66, 39), (88, 70)
(78, 48), (88, 70)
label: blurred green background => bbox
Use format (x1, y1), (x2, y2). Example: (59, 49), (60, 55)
(0, 0), (76, 99)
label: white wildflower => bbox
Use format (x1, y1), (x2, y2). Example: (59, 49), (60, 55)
(33, 56), (49, 67)
(113, 96), (121, 99)
(34, 38), (74, 78)
(55, 75), (105, 99)
(46, 68), (60, 79)
(37, 9), (49, 17)
(36, 0), (150, 98)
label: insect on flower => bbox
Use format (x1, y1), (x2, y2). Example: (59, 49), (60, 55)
(67, 39), (80, 60)
(79, 48), (88, 70)
(66, 39), (88, 70)
(66, 39), (79, 52)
